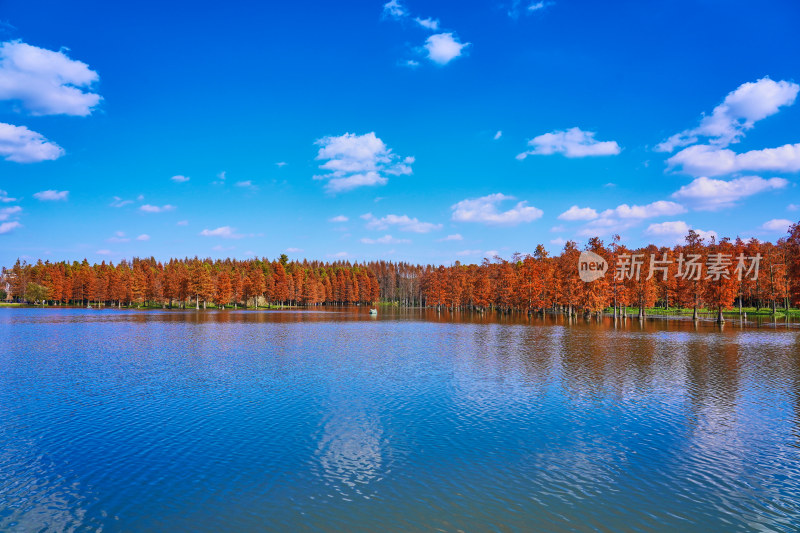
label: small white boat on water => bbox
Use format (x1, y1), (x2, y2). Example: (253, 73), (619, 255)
(369, 308), (378, 315)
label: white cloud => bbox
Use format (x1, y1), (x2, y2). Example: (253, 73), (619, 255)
(656, 78), (799, 152)
(451, 193), (543, 225)
(645, 221), (717, 244)
(761, 219), (793, 233)
(576, 201), (686, 237)
(286, 247), (303, 253)
(0, 122), (64, 162)
(415, 17), (440, 30)
(424, 33), (469, 65)
(171, 175), (190, 183)
(402, 59), (420, 68)
(0, 221), (21, 234)
(508, 0), (553, 17)
(136, 234), (150, 241)
(672, 176), (788, 210)
(96, 249), (111, 256)
(558, 205), (598, 221)
(438, 233), (463, 241)
(33, 189), (68, 201)
(314, 132), (414, 192)
(110, 196), (133, 208)
(329, 251), (349, 258)
(176, 220), (188, 226)
(578, 217), (638, 237)
(276, 161), (287, 167)
(0, 189), (17, 202)
(234, 180), (258, 191)
(139, 204), (175, 213)
(550, 237), (566, 246)
(494, 130), (502, 140)
(199, 226), (243, 239)
(382, 0), (408, 19)
(517, 127), (621, 159)
(329, 215), (348, 222)
(667, 143), (800, 177)
(788, 204), (799, 212)
(456, 249), (483, 256)
(0, 40), (101, 116)
(107, 231), (129, 243)
(645, 220), (691, 236)
(361, 234), (411, 244)
(363, 213), (442, 233)
(0, 205), (22, 220)
(601, 200), (686, 219)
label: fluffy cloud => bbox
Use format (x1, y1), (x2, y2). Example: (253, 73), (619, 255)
(671, 176), (787, 210)
(424, 33), (469, 65)
(601, 200), (686, 219)
(0, 40), (101, 116)
(382, 0), (407, 19)
(329, 215), (348, 222)
(0, 189), (17, 202)
(0, 221), (21, 234)
(645, 221), (691, 236)
(761, 219), (793, 233)
(656, 78), (799, 152)
(451, 193), (543, 225)
(667, 143), (800, 177)
(363, 213), (441, 233)
(517, 127), (621, 159)
(438, 233), (463, 241)
(0, 122), (64, 162)
(558, 205), (598, 221)
(136, 234), (150, 241)
(645, 221), (717, 243)
(0, 205), (22, 220)
(139, 204), (175, 213)
(576, 201), (686, 237)
(199, 226), (243, 239)
(494, 130), (502, 140)
(286, 247), (304, 253)
(171, 175), (189, 183)
(415, 17), (440, 30)
(315, 132), (413, 192)
(361, 234), (411, 244)
(33, 189), (68, 201)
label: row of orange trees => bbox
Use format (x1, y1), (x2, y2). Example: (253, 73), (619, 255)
(3, 224), (799, 317)
(376, 225), (800, 320)
(2, 255), (379, 308)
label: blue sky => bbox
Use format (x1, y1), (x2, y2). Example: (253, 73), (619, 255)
(1, 0), (799, 266)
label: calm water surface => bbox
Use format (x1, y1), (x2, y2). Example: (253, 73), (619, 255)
(1, 308), (800, 531)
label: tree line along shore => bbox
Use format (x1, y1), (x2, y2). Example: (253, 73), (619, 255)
(2, 224), (800, 324)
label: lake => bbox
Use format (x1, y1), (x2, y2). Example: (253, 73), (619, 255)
(1, 308), (799, 531)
